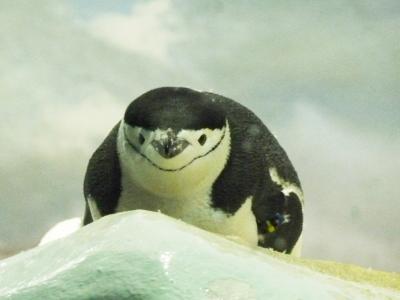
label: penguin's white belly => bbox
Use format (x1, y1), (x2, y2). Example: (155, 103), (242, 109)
(116, 183), (258, 247)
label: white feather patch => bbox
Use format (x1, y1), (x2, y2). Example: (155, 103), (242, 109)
(268, 167), (304, 205)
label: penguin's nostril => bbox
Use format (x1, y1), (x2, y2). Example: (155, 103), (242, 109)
(164, 143), (171, 155)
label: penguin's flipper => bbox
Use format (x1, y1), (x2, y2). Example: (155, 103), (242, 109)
(255, 191), (303, 254)
(83, 122), (122, 223)
(83, 203), (93, 225)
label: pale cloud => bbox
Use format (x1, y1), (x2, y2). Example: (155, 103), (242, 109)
(38, 91), (124, 156)
(278, 103), (400, 271)
(87, 0), (180, 62)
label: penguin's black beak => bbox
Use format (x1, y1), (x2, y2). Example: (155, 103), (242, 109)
(151, 133), (189, 159)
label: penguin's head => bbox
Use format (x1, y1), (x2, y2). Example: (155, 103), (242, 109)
(118, 87), (231, 197)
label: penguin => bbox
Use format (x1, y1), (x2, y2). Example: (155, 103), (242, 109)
(83, 87), (304, 255)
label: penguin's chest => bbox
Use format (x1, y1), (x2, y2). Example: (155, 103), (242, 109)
(116, 180), (259, 246)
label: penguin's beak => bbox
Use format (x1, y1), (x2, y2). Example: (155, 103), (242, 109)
(151, 133), (189, 159)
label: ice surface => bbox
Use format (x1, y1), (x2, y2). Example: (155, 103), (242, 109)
(0, 211), (399, 300)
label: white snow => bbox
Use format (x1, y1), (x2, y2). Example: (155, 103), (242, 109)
(39, 217), (81, 246)
(0, 211), (398, 300)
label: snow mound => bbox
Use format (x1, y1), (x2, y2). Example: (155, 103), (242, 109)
(0, 210), (399, 300)
(39, 217), (81, 246)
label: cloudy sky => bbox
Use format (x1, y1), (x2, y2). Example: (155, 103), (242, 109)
(1, 0), (399, 271)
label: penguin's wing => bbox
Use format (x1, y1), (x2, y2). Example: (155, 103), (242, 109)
(83, 122), (122, 224)
(82, 203), (93, 225)
(253, 119), (304, 254)
(253, 167), (304, 255)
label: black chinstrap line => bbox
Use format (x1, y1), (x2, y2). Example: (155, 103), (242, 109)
(123, 127), (226, 172)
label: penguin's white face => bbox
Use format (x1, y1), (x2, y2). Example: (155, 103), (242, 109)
(123, 122), (227, 171)
(118, 120), (231, 197)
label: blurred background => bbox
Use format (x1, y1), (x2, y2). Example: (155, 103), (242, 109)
(1, 0), (399, 271)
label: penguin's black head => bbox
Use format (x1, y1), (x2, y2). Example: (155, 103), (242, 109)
(121, 87), (230, 175)
(124, 87), (226, 131)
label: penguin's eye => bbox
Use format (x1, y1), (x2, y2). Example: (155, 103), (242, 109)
(138, 133), (145, 145)
(198, 134), (207, 145)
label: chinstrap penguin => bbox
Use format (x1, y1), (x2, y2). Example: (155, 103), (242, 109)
(83, 87), (304, 255)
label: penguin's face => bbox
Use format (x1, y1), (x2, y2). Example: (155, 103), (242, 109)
(123, 123), (227, 172)
(118, 87), (231, 196)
